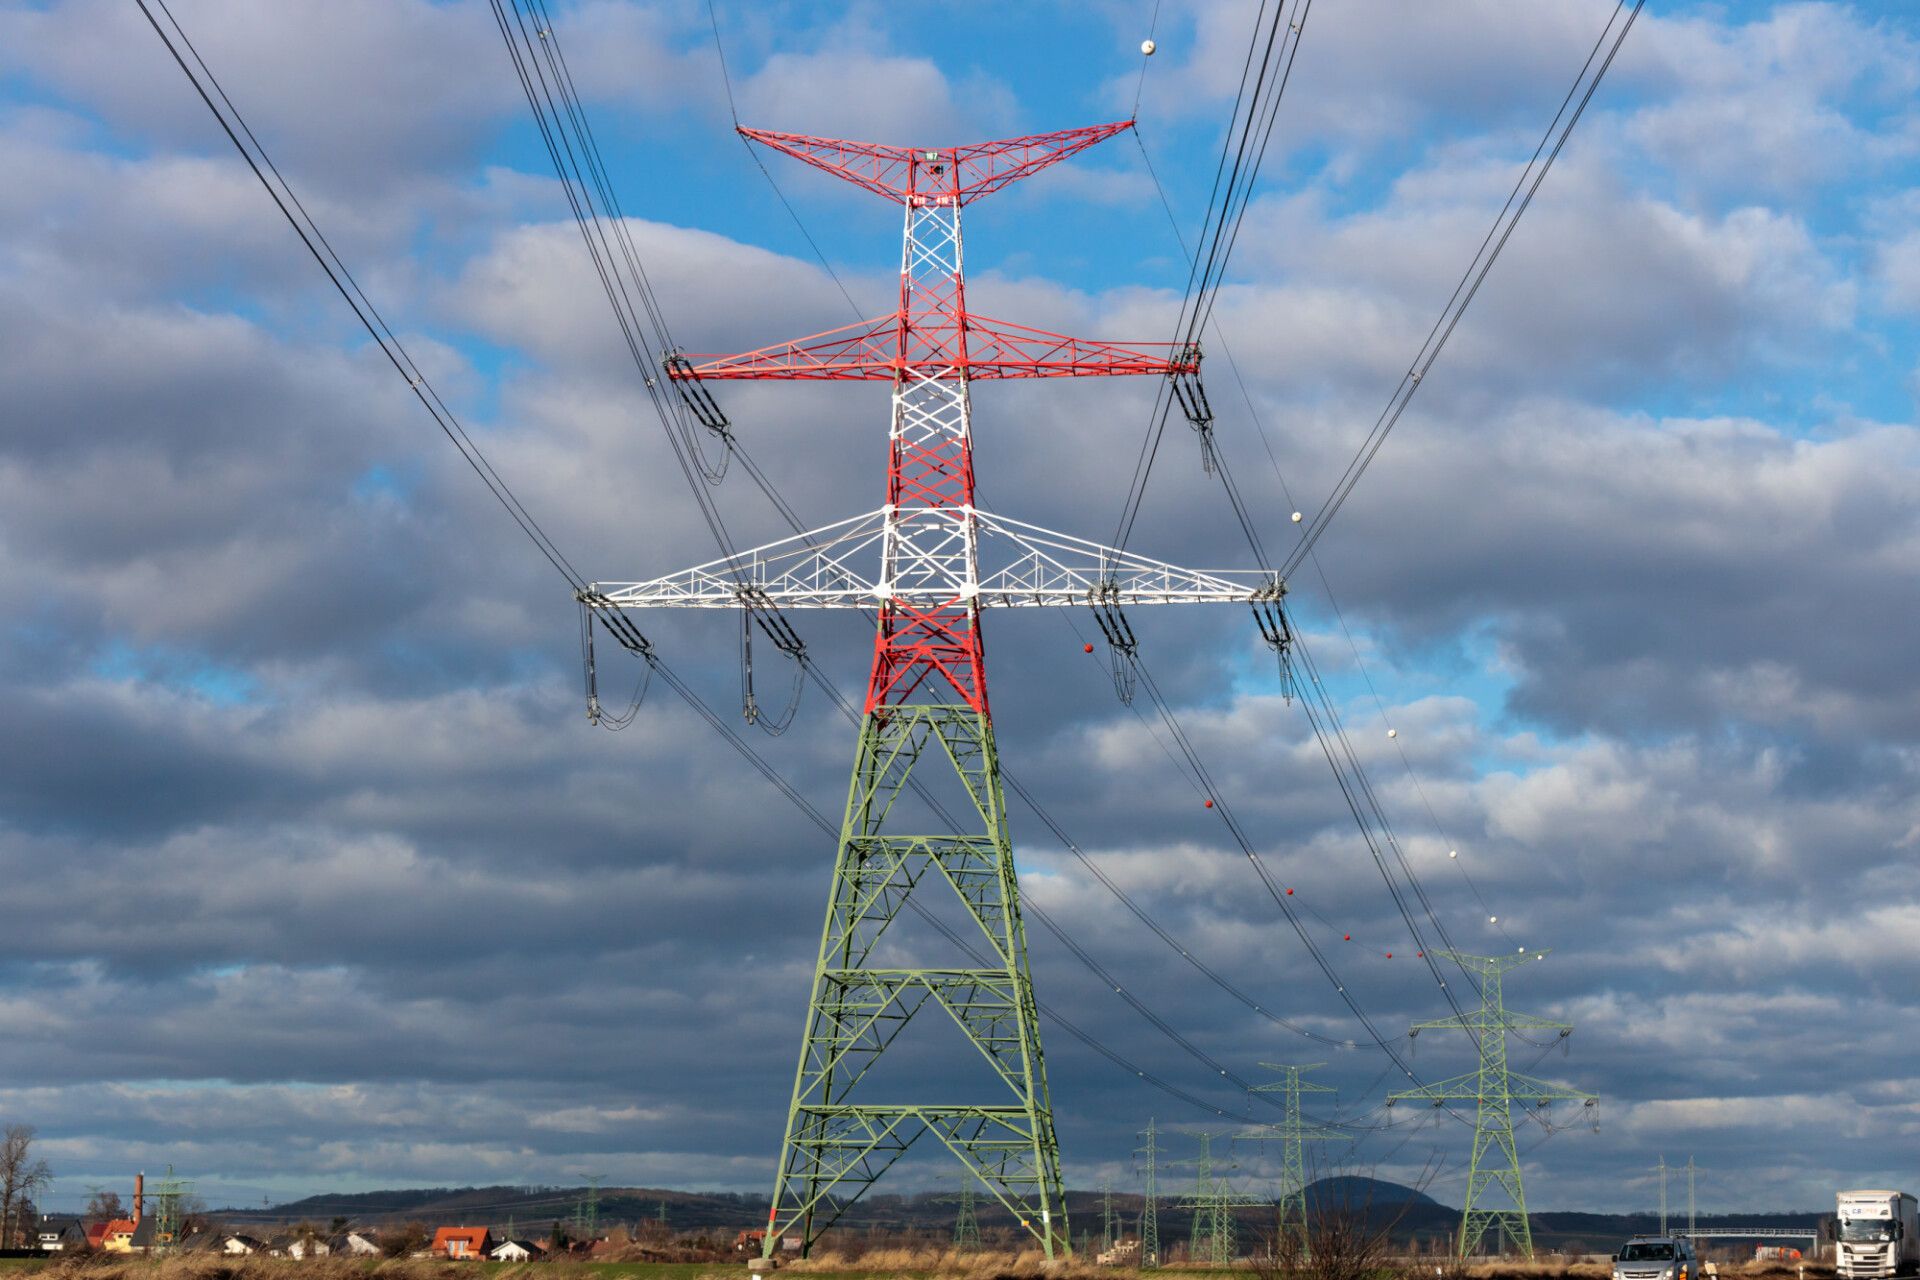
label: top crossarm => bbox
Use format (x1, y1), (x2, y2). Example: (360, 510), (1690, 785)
(737, 130), (919, 203)
(664, 312), (1197, 382)
(738, 122), (1133, 206)
(948, 122), (1134, 203)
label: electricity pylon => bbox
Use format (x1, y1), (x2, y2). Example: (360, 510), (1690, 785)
(150, 1166), (192, 1254)
(1101, 1180), (1118, 1252)
(1388, 951), (1595, 1258)
(592, 124), (1279, 1260)
(1250, 1064), (1343, 1250)
(1173, 1134), (1264, 1266)
(1137, 1118), (1167, 1268)
(1651, 1157), (1668, 1236)
(1685, 1157), (1696, 1238)
(935, 1173), (982, 1250)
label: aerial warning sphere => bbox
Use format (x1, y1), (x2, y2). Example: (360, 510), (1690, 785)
(1285, 888), (1293, 895)
(1489, 915), (1498, 923)
(1387, 728), (1397, 739)
(1204, 798), (1214, 808)
(1343, 934), (1350, 941)
(1291, 511), (1303, 522)
(1084, 643), (1094, 653)
(1141, 38), (1156, 55)
(1449, 849), (1458, 858)
(1519, 946), (1527, 953)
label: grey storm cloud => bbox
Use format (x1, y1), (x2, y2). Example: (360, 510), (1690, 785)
(0, 0), (1918, 1216)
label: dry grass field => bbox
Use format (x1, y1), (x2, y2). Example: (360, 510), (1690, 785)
(0, 1251), (1837, 1280)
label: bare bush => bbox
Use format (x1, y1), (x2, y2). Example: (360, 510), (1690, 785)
(1250, 1157), (1443, 1280)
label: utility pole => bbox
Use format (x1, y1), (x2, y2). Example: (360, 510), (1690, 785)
(1137, 1118), (1168, 1268)
(1250, 1063), (1342, 1253)
(601, 118), (1259, 1264)
(1685, 1157), (1697, 1239)
(1388, 950), (1596, 1259)
(1651, 1158), (1668, 1237)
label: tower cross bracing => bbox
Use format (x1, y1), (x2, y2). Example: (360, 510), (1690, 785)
(1250, 1063), (1342, 1250)
(597, 122), (1263, 1261)
(1387, 951), (1595, 1258)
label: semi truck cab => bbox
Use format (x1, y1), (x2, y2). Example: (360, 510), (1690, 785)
(1837, 1190), (1920, 1278)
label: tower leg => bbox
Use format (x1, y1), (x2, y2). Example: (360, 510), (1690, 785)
(765, 702), (1066, 1258)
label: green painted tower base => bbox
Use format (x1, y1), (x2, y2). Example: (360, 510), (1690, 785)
(765, 704), (1067, 1257)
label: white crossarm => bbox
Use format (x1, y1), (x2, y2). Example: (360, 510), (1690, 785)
(591, 508), (1276, 609)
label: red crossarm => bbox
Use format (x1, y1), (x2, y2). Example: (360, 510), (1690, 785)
(666, 312), (1196, 382)
(739, 122), (1134, 206)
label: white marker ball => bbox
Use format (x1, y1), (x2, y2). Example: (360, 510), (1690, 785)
(1141, 38), (1157, 55)
(1291, 511), (1302, 522)
(1519, 946), (1526, 953)
(1387, 728), (1397, 739)
(1448, 849), (1458, 858)
(1489, 915), (1498, 923)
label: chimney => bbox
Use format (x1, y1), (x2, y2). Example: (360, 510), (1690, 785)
(134, 1173), (143, 1223)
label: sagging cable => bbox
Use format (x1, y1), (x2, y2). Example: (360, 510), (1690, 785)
(738, 585), (806, 736)
(664, 352), (734, 485)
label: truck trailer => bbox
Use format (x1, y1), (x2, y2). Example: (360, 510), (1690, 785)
(1837, 1190), (1920, 1278)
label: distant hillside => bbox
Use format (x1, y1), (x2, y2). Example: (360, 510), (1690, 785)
(1305, 1176), (1441, 1209)
(214, 1182), (1828, 1255)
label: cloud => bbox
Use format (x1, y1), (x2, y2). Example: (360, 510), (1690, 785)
(3, 0), (1920, 1220)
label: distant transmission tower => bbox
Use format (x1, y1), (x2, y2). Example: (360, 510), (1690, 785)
(1685, 1157), (1697, 1238)
(936, 1174), (982, 1251)
(1174, 1134), (1262, 1266)
(578, 1175), (604, 1240)
(1651, 1157), (1669, 1236)
(1136, 1119), (1166, 1268)
(1101, 1180), (1117, 1252)
(150, 1166), (192, 1254)
(596, 121), (1261, 1262)
(1251, 1064), (1342, 1251)
(1388, 951), (1596, 1258)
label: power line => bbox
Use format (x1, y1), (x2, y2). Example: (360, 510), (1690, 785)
(1280, 0), (1646, 580)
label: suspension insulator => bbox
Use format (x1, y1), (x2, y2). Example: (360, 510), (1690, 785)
(663, 353), (732, 433)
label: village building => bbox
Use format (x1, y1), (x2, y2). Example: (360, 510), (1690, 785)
(430, 1227), (493, 1260)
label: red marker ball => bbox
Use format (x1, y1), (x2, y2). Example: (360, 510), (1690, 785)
(1343, 934), (1350, 941)
(1386, 953), (1393, 958)
(1285, 888), (1292, 895)
(1204, 799), (1214, 808)
(1084, 643), (1094, 653)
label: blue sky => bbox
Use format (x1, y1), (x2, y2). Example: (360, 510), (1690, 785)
(2, 0), (1920, 1222)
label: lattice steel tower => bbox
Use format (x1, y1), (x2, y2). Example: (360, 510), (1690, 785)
(1250, 1063), (1341, 1248)
(592, 123), (1276, 1260)
(1388, 951), (1595, 1258)
(1137, 1118), (1167, 1268)
(1174, 1133), (1263, 1266)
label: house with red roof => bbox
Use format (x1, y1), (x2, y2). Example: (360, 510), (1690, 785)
(430, 1227), (493, 1260)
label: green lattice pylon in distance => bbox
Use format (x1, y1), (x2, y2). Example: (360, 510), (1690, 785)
(1388, 951), (1595, 1257)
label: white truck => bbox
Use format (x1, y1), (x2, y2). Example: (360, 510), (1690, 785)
(1837, 1190), (1920, 1278)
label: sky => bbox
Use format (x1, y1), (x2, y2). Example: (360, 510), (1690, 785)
(0, 0), (1918, 1221)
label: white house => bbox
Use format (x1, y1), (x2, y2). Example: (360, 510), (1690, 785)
(492, 1240), (539, 1262)
(340, 1232), (381, 1258)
